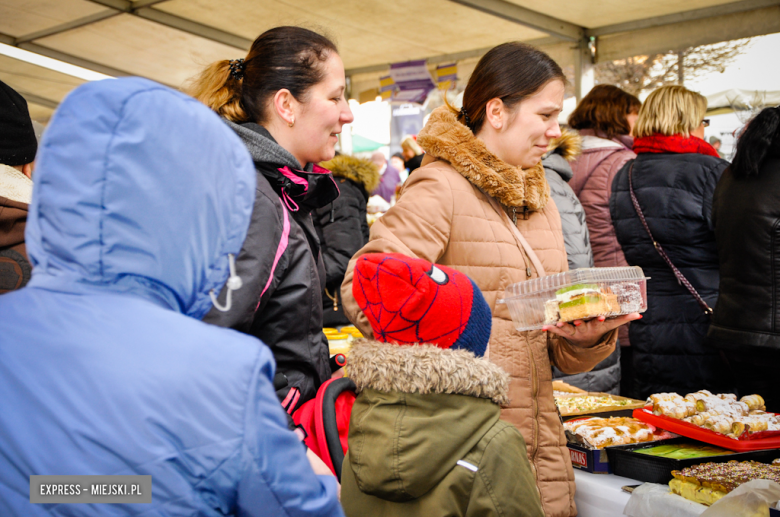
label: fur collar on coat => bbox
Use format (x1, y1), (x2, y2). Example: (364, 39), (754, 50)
(319, 155), (381, 194)
(347, 339), (510, 405)
(417, 106), (550, 211)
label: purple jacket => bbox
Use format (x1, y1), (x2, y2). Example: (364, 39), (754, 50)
(372, 164), (401, 202)
(569, 129), (635, 269)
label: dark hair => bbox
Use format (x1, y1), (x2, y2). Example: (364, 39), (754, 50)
(187, 26), (337, 124)
(731, 106), (780, 178)
(455, 42), (565, 134)
(568, 84), (641, 139)
(391, 152), (404, 161)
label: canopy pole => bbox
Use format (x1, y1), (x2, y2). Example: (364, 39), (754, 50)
(574, 37), (594, 103)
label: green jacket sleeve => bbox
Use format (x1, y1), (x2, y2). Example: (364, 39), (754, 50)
(465, 422), (545, 517)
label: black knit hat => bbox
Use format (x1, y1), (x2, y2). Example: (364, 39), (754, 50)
(0, 80), (37, 166)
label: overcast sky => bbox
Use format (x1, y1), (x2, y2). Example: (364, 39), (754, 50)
(688, 33), (780, 96)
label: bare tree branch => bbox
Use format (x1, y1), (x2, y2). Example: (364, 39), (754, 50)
(595, 38), (752, 96)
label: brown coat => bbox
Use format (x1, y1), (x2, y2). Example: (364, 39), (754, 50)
(342, 106), (617, 517)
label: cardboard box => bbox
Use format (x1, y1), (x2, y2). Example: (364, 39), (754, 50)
(567, 442), (611, 474)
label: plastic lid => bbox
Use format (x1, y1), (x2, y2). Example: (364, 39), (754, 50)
(328, 333), (349, 340)
(501, 266), (648, 301)
(323, 328), (339, 334)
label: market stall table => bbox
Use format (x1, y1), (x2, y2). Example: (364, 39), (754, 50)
(573, 469), (635, 517)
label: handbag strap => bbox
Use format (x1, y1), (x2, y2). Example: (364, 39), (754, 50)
(485, 195), (546, 278)
(627, 161), (713, 316)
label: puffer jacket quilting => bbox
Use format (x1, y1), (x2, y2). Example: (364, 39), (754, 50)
(610, 151), (729, 399)
(568, 131), (635, 269)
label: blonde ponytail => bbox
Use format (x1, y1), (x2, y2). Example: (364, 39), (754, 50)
(185, 60), (249, 123)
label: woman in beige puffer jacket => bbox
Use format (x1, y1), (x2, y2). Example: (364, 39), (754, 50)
(341, 43), (637, 517)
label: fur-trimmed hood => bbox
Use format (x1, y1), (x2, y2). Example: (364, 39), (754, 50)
(417, 106), (550, 211)
(347, 339), (509, 405)
(319, 155), (380, 194)
(548, 128), (582, 162)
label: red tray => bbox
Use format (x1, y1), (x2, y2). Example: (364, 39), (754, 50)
(633, 407), (780, 452)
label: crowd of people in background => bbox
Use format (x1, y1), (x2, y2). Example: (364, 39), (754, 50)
(1, 22), (779, 517)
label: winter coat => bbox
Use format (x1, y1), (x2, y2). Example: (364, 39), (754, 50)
(314, 155), (379, 327)
(0, 78), (342, 517)
(543, 130), (593, 271)
(341, 106), (618, 517)
(371, 162), (401, 203)
(610, 146), (729, 399)
(341, 340), (544, 517)
(569, 129), (634, 269)
(203, 122), (338, 414)
(708, 157), (780, 352)
(0, 164), (32, 293)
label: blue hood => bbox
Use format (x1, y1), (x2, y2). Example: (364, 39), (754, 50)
(25, 77), (256, 319)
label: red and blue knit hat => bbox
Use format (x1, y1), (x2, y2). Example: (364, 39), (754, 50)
(352, 253), (491, 357)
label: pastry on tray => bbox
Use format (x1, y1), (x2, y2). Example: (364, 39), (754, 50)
(555, 394), (639, 415)
(563, 416), (670, 448)
(646, 390), (777, 439)
(670, 460), (780, 506)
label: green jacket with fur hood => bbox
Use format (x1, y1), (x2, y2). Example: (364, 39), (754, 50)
(341, 340), (544, 517)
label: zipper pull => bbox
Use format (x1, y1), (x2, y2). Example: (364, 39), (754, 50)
(512, 207), (517, 225)
(527, 266), (532, 277)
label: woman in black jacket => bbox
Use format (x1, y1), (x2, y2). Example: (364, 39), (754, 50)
(189, 26), (354, 415)
(314, 155), (379, 326)
(707, 106), (780, 409)
(610, 85), (730, 399)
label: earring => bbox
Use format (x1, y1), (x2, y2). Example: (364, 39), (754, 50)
(288, 118), (295, 128)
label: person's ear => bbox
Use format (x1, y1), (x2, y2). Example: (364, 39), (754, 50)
(22, 162), (33, 179)
(273, 89), (298, 128)
(485, 98), (504, 130)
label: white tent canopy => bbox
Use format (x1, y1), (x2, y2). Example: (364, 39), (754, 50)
(706, 88), (780, 117)
(2, 0), (780, 121)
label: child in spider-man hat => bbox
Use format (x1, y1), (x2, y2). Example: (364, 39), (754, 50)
(340, 253), (543, 517)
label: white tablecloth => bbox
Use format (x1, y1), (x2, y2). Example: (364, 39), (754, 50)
(574, 469), (635, 517)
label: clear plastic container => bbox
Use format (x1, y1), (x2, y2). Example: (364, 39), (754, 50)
(498, 267), (648, 331)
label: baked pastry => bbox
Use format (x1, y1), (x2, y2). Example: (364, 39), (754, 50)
(564, 417), (657, 448)
(610, 281), (644, 313)
(555, 394), (637, 415)
(543, 299), (560, 325)
(649, 390), (778, 439)
(741, 394), (766, 412)
(649, 393), (696, 419)
(554, 284), (612, 322)
(670, 460), (780, 505)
